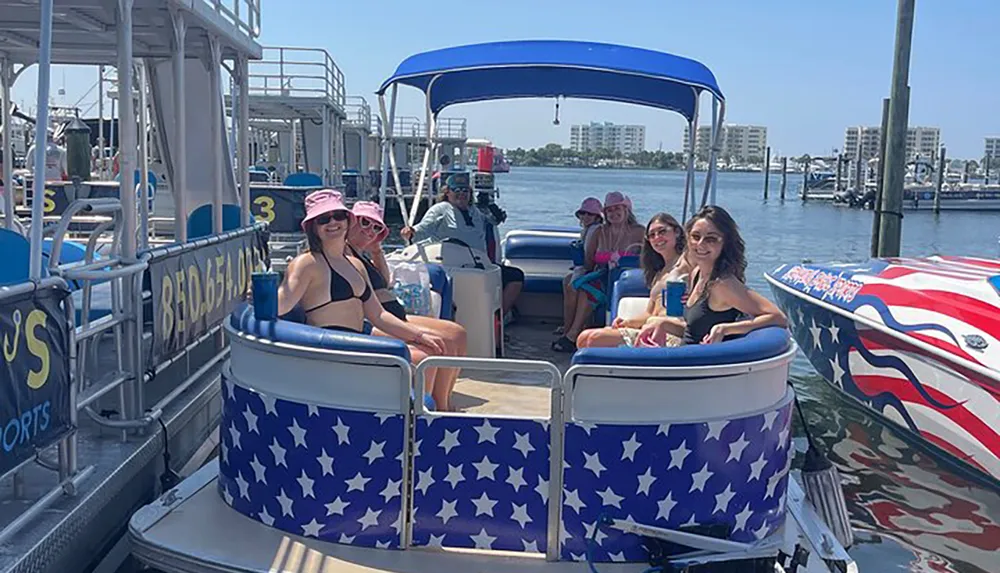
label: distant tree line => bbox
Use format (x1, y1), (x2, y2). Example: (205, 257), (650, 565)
(505, 144), (687, 170)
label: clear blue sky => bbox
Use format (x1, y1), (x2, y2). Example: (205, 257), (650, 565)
(13, 0), (999, 157)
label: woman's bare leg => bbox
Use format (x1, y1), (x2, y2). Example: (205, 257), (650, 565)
(565, 290), (595, 341)
(561, 273), (576, 331)
(408, 316), (466, 411)
(577, 327), (626, 348)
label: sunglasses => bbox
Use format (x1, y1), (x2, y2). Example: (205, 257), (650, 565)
(647, 225), (676, 239)
(359, 216), (385, 234)
(314, 210), (349, 225)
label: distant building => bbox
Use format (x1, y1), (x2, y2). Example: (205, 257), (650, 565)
(682, 124), (768, 164)
(985, 137), (1000, 163)
(843, 126), (940, 161)
(569, 122), (646, 154)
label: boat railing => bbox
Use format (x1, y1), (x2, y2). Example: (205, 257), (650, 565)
(344, 96), (371, 131)
(202, 0), (262, 40)
(247, 46), (346, 110)
(391, 117), (467, 141)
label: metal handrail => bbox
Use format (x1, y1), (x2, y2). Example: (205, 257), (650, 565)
(248, 47), (345, 108)
(345, 96), (371, 129)
(204, 0), (261, 39)
(392, 116), (467, 140)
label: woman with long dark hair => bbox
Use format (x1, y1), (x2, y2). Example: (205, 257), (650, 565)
(641, 205), (786, 345)
(277, 190), (451, 405)
(576, 212), (689, 348)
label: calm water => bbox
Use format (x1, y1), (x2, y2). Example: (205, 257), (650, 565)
(499, 167), (1000, 573)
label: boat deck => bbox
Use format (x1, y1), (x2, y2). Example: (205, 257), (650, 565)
(451, 320), (570, 418)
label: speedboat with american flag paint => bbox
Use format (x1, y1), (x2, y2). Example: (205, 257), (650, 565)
(127, 40), (855, 573)
(766, 256), (1000, 483)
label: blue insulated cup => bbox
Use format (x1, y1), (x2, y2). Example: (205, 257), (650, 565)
(251, 271), (280, 320)
(663, 279), (686, 317)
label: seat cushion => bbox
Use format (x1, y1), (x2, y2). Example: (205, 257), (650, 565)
(572, 327), (791, 367)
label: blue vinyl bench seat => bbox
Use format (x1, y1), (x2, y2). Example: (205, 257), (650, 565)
(572, 326), (792, 367)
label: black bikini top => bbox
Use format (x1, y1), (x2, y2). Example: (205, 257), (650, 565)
(350, 246), (388, 291)
(304, 251), (372, 314)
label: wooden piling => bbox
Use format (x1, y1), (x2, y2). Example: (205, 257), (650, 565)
(780, 157), (788, 200)
(763, 146), (771, 199)
(934, 146), (946, 214)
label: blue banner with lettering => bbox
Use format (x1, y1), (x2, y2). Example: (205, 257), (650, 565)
(0, 286), (72, 477)
(147, 226), (269, 364)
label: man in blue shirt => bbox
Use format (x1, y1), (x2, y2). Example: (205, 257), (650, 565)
(401, 173), (523, 316)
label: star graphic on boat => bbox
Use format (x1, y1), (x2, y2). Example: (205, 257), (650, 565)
(809, 318), (823, 349)
(827, 322), (840, 344)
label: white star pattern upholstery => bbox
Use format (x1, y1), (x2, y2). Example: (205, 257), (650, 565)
(410, 416), (550, 552)
(218, 376), (406, 548)
(559, 399), (793, 562)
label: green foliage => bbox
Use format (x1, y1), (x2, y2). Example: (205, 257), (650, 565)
(504, 145), (686, 169)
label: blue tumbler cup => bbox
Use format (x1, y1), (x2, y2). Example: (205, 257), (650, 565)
(663, 279), (686, 317)
(251, 271), (280, 320)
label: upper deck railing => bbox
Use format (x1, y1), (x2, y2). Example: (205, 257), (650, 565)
(246, 47), (346, 110)
(344, 96), (371, 131)
(202, 0), (262, 39)
(392, 117), (467, 140)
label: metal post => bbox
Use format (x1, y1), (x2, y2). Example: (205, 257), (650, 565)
(171, 10), (187, 242)
(682, 118), (695, 222)
(377, 96), (391, 209)
(29, 0), (56, 279)
(209, 37), (223, 234)
(321, 106), (331, 185)
(238, 55), (250, 227)
(877, 0), (916, 258)
(709, 97), (720, 205)
(870, 98), (891, 257)
(97, 66), (105, 180)
(763, 146), (771, 199)
(933, 146), (946, 214)
(138, 62), (149, 249)
(1, 58), (13, 230)
(383, 86), (405, 214)
(780, 157), (787, 200)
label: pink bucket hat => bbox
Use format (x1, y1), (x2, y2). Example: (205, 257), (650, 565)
(604, 191), (633, 212)
(575, 197), (603, 219)
(351, 201), (389, 242)
(301, 189), (353, 231)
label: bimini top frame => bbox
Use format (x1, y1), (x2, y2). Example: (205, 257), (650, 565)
(375, 39), (726, 224)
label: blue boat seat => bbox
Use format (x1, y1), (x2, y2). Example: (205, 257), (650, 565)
(283, 172), (322, 187)
(572, 326), (791, 367)
(187, 204), (242, 240)
(41, 239), (108, 291)
(0, 229), (41, 287)
(521, 276), (565, 294)
(610, 268), (649, 321)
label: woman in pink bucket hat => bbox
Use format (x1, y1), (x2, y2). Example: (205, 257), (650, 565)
(278, 190), (451, 404)
(552, 190), (645, 352)
(347, 201), (467, 411)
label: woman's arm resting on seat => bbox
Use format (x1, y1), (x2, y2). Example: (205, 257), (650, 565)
(277, 256), (312, 316)
(704, 278), (788, 343)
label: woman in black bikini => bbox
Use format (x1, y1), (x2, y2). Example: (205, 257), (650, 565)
(347, 201), (467, 411)
(640, 205), (786, 345)
(276, 190), (449, 403)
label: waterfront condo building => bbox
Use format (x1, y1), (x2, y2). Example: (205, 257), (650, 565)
(681, 124), (768, 164)
(569, 122), (646, 154)
(843, 126), (941, 161)
(985, 137), (1000, 164)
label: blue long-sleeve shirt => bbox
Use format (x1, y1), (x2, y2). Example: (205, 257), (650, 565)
(411, 201), (488, 252)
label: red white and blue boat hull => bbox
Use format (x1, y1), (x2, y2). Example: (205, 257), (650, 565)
(766, 257), (1000, 482)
